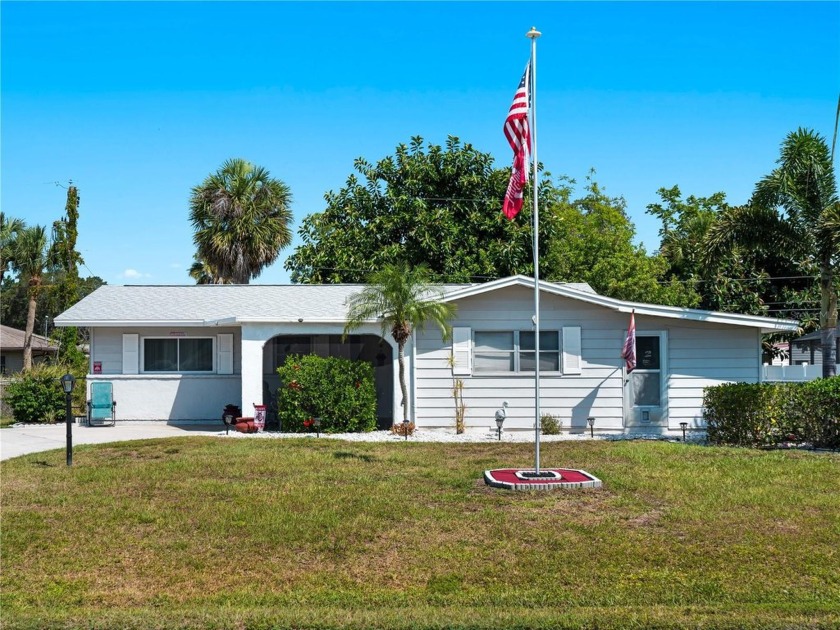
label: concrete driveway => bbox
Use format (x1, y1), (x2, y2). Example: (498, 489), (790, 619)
(0, 422), (222, 461)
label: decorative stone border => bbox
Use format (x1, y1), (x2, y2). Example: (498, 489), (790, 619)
(484, 468), (603, 491)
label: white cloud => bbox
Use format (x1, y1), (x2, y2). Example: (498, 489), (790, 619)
(121, 268), (151, 279)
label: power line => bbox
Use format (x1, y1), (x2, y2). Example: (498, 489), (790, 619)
(658, 274), (819, 285)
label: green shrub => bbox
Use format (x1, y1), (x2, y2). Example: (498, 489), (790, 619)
(704, 377), (840, 448)
(795, 377), (840, 448)
(276, 354), (377, 433)
(5, 364), (80, 424)
(540, 413), (562, 435)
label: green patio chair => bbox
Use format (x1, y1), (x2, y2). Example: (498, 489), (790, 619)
(87, 382), (116, 427)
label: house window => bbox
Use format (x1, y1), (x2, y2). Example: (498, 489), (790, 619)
(143, 338), (213, 373)
(630, 335), (661, 406)
(474, 331), (560, 373)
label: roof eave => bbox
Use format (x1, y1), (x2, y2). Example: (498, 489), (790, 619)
(54, 319), (209, 328)
(442, 275), (799, 332)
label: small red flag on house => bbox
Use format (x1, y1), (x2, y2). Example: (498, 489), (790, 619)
(502, 64), (531, 220)
(621, 311), (636, 373)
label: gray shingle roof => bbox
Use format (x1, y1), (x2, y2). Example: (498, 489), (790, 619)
(54, 283), (474, 325)
(0, 325), (59, 351)
(55, 285), (368, 324)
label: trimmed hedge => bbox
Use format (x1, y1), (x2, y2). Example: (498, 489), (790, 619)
(276, 354), (377, 433)
(5, 364), (85, 424)
(704, 377), (840, 448)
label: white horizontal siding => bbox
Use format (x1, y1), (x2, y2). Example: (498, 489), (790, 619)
(666, 325), (759, 429)
(415, 288), (628, 430)
(414, 287), (764, 432)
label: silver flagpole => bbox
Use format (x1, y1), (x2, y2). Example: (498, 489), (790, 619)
(527, 26), (541, 473)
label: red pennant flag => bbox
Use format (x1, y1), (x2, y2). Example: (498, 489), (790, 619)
(621, 311), (636, 373)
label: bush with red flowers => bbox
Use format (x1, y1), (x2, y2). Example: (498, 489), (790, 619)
(276, 354), (377, 433)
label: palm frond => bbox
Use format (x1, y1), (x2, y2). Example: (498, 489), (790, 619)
(704, 204), (802, 268)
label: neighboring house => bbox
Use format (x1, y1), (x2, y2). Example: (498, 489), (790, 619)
(763, 326), (840, 382)
(0, 325), (60, 375)
(54, 276), (799, 433)
(790, 327), (840, 367)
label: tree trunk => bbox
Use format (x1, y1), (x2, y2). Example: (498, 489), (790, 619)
(819, 259), (837, 378)
(23, 290), (37, 371)
(397, 342), (408, 424)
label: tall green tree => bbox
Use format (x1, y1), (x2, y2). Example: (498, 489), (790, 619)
(50, 184), (86, 366)
(647, 186), (815, 318)
(1, 212), (25, 284)
(13, 225), (50, 371)
(542, 176), (697, 306)
(190, 158), (293, 284)
(343, 262), (456, 424)
(709, 128), (839, 377)
(286, 136), (559, 284)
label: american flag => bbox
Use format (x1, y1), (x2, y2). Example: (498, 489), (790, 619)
(621, 311), (637, 373)
(502, 64), (531, 220)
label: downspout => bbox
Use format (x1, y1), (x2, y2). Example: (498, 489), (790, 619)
(411, 336), (417, 424)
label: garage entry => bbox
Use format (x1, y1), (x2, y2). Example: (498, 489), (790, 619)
(263, 334), (394, 429)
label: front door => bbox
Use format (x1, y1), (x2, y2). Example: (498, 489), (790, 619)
(623, 332), (666, 428)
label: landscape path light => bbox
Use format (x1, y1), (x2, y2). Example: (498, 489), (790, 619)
(495, 401), (509, 441)
(60, 373), (75, 466)
(587, 416), (595, 438)
(680, 422), (688, 442)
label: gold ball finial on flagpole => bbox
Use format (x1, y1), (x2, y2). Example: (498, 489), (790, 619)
(526, 26), (541, 39)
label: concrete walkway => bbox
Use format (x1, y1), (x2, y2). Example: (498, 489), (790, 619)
(0, 422), (222, 461)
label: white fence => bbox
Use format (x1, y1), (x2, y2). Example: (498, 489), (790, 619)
(763, 363), (840, 382)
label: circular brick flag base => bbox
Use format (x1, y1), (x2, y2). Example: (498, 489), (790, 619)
(484, 468), (602, 491)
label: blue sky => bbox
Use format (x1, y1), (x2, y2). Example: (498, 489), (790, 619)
(2, 1), (838, 286)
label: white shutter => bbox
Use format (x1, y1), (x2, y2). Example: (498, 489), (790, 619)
(217, 333), (234, 375)
(562, 326), (582, 375)
(122, 334), (139, 374)
(451, 327), (472, 375)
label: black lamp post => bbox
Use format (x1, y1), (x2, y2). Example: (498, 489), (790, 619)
(680, 422), (688, 442)
(587, 416), (595, 438)
(314, 417), (321, 438)
(60, 373), (75, 466)
(403, 418), (410, 441)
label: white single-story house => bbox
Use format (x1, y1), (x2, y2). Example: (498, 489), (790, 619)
(54, 275), (799, 433)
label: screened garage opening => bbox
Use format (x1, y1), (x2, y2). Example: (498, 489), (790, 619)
(263, 334), (394, 430)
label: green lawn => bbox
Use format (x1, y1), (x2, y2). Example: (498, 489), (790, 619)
(1, 437), (838, 629)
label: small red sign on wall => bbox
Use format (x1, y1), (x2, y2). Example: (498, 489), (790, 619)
(93, 361), (102, 374)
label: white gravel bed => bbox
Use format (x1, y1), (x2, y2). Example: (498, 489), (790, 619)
(220, 427), (705, 444)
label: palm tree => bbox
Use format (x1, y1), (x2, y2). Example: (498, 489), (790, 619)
(14, 225), (50, 371)
(188, 255), (229, 285)
(707, 129), (839, 377)
(1, 212), (25, 284)
(189, 158), (293, 284)
(343, 262), (456, 424)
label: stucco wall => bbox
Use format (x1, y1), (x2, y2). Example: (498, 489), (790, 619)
(86, 374), (240, 421)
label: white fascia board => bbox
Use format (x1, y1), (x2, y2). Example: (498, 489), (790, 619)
(232, 317), (352, 324)
(54, 319), (208, 328)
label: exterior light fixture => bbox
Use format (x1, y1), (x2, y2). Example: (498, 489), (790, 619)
(60, 374), (76, 466)
(314, 417), (321, 438)
(587, 416), (595, 438)
(495, 401), (508, 441)
(403, 418), (410, 441)
(680, 421), (688, 442)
